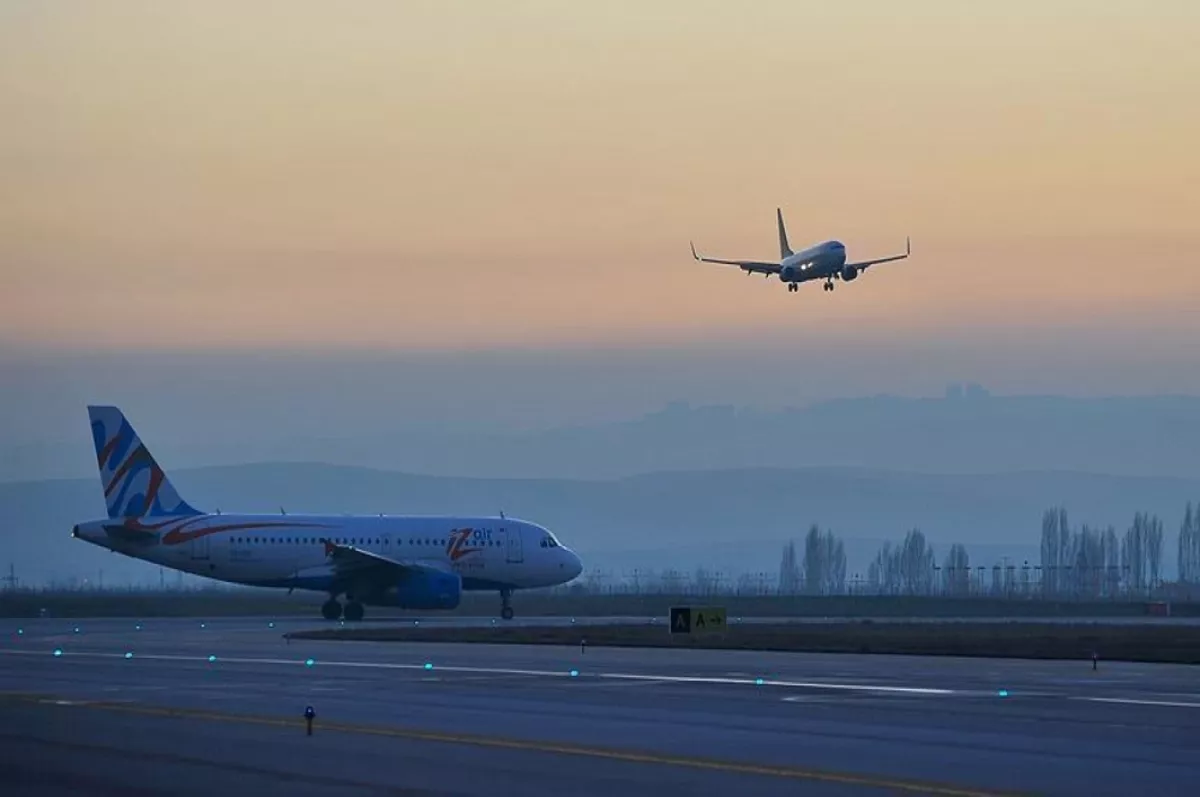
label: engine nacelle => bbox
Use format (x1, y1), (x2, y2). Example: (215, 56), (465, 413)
(780, 265), (797, 283)
(840, 265), (859, 282)
(381, 569), (462, 610)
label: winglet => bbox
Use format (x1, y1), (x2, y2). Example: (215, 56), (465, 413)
(906, 236), (911, 256)
(690, 241), (699, 260)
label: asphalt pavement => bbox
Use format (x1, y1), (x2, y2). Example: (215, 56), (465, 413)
(1, 617), (1197, 796)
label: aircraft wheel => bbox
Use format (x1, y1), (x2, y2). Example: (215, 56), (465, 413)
(321, 599), (343, 621)
(501, 606), (515, 621)
(343, 602), (365, 622)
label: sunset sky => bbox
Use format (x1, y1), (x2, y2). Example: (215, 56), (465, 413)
(3, 1), (1199, 354)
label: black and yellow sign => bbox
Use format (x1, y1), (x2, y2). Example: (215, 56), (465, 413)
(669, 605), (727, 635)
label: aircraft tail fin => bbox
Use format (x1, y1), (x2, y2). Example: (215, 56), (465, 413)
(87, 405), (201, 519)
(776, 208), (793, 259)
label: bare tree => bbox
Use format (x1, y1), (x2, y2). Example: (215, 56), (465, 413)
(943, 544), (971, 596)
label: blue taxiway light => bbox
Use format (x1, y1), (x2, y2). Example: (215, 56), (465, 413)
(305, 658), (315, 667)
(424, 662), (433, 670)
(998, 689), (1010, 698)
(569, 669), (579, 677)
(53, 649), (62, 657)
(125, 652), (133, 659)
(135, 625), (142, 631)
(208, 655), (217, 663)
(755, 678), (765, 686)
(16, 629), (22, 636)
(200, 623), (207, 629)
(73, 627), (80, 634)
(268, 622), (275, 629)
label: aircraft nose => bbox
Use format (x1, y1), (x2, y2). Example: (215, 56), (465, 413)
(563, 549), (583, 580)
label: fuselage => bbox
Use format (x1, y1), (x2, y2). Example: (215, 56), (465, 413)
(72, 512), (583, 599)
(779, 240), (847, 283)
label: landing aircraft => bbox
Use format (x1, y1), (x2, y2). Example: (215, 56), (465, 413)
(691, 208), (911, 293)
(71, 406), (583, 621)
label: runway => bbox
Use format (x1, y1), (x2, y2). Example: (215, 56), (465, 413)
(2, 618), (1198, 796)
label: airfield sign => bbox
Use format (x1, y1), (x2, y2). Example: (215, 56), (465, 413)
(669, 606), (727, 635)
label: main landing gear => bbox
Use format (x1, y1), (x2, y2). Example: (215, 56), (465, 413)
(823, 279), (835, 292)
(500, 588), (515, 621)
(321, 597), (365, 622)
(787, 283), (798, 292)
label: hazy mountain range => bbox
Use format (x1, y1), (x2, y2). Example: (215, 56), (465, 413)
(3, 462), (1197, 588)
(6, 393), (1200, 484)
(4, 393), (1198, 586)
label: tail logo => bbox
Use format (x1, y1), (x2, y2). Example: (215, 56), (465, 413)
(88, 405), (199, 519)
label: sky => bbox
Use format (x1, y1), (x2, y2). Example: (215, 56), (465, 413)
(2, 1), (1198, 351)
(2, 0), (1199, 467)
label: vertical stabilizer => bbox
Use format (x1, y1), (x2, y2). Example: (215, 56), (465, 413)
(776, 208), (793, 259)
(87, 405), (201, 519)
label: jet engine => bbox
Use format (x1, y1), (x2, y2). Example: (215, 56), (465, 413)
(840, 265), (859, 282)
(383, 569), (462, 610)
(780, 265), (797, 283)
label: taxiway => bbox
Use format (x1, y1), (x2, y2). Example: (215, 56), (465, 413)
(1, 617), (1197, 796)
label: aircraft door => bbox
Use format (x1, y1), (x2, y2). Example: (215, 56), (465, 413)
(504, 526), (524, 564)
(189, 534), (211, 561)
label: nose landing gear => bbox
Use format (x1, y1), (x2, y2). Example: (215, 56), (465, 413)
(321, 596), (365, 622)
(500, 588), (515, 620)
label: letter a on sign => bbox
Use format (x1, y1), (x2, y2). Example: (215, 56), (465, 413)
(670, 607), (691, 634)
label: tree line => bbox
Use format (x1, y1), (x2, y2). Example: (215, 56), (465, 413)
(775, 502), (1200, 598)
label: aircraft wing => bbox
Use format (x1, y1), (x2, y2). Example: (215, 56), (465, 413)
(691, 242), (781, 275)
(845, 237), (911, 271)
(321, 539), (450, 589)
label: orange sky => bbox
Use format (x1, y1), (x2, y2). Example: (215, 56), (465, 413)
(2, 1), (1198, 352)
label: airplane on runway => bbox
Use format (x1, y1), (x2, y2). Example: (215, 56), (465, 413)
(690, 208), (911, 293)
(71, 406), (583, 622)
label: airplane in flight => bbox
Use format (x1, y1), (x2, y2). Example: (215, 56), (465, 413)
(691, 208), (911, 293)
(71, 405), (584, 622)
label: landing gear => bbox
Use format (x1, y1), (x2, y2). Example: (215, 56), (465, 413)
(343, 601), (365, 623)
(321, 598), (342, 621)
(500, 588), (515, 621)
(823, 280), (835, 292)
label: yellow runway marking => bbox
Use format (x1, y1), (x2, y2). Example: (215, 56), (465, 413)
(0, 691), (1022, 797)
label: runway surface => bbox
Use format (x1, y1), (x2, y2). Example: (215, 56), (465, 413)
(2, 617), (1198, 796)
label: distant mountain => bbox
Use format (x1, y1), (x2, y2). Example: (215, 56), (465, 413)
(6, 394), (1199, 483)
(1, 462), (1196, 587)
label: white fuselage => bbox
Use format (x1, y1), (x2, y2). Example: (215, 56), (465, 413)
(779, 240), (847, 284)
(72, 513), (583, 597)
